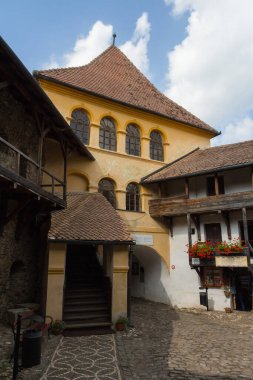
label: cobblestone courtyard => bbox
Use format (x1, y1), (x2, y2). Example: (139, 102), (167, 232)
(117, 299), (253, 380)
(1, 298), (253, 379)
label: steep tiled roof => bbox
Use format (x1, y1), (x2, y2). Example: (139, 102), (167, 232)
(141, 140), (253, 183)
(36, 46), (218, 136)
(49, 192), (132, 242)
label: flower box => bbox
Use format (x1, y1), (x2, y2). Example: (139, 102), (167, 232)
(188, 239), (248, 267)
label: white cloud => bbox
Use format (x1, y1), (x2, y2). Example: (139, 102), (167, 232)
(43, 13), (151, 75)
(120, 12), (151, 76)
(63, 21), (113, 67)
(164, 0), (253, 144)
(212, 117), (253, 146)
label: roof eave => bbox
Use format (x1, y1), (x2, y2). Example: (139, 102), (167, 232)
(35, 73), (219, 137)
(48, 238), (134, 245)
(142, 161), (253, 185)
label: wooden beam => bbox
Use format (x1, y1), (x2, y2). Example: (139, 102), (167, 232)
(242, 207), (249, 246)
(149, 190), (253, 217)
(221, 211), (231, 240)
(214, 173), (219, 195)
(191, 214), (201, 241)
(185, 178), (189, 198)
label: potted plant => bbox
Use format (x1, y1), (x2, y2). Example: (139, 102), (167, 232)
(115, 316), (128, 331)
(223, 286), (231, 298)
(51, 320), (65, 335)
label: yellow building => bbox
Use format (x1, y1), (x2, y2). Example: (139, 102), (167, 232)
(34, 45), (218, 328)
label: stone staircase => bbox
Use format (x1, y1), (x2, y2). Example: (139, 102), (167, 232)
(63, 248), (111, 330)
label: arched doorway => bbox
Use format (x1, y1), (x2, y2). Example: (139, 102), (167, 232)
(131, 246), (171, 305)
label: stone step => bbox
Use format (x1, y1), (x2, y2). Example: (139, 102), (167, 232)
(65, 289), (105, 296)
(63, 312), (110, 321)
(64, 321), (112, 329)
(65, 293), (106, 301)
(64, 305), (108, 313)
(64, 299), (107, 306)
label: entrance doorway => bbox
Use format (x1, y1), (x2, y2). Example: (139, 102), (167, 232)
(234, 269), (252, 311)
(65, 245), (102, 285)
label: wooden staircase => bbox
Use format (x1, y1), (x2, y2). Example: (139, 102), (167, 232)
(63, 247), (111, 330)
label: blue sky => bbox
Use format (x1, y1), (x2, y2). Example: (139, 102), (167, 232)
(2, 0), (253, 145)
(1, 0), (187, 90)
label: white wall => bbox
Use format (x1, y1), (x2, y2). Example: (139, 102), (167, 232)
(131, 210), (253, 311)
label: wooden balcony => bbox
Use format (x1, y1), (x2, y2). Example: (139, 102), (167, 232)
(0, 137), (66, 208)
(149, 192), (253, 217)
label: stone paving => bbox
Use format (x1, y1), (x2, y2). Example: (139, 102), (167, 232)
(1, 299), (253, 379)
(40, 335), (121, 380)
(117, 299), (253, 380)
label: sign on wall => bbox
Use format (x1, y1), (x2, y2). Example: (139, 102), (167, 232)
(133, 234), (154, 246)
(215, 256), (248, 267)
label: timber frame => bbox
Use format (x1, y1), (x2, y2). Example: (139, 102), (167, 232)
(0, 36), (94, 233)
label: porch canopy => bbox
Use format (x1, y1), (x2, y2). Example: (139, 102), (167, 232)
(49, 192), (133, 244)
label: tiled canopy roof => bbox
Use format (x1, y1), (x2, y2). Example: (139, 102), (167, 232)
(141, 140), (253, 183)
(49, 192), (133, 243)
(36, 46), (218, 136)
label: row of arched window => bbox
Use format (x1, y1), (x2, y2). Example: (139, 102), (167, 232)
(70, 108), (164, 161)
(98, 178), (141, 211)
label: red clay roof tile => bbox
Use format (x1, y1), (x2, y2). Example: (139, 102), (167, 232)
(141, 140), (253, 183)
(36, 46), (218, 136)
(49, 192), (132, 242)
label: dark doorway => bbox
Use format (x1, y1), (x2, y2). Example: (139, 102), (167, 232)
(234, 269), (252, 311)
(205, 223), (222, 243)
(64, 244), (111, 329)
(65, 245), (102, 285)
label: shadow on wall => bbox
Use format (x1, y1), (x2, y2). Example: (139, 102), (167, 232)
(131, 245), (171, 305)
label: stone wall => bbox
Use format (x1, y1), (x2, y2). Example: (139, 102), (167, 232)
(0, 201), (50, 318)
(0, 88), (40, 184)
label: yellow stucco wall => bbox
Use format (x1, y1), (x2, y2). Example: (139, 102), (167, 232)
(41, 79), (212, 269)
(46, 243), (66, 320)
(111, 245), (129, 322)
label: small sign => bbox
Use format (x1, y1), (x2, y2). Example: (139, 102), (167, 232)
(133, 234), (153, 246)
(215, 256), (248, 267)
(171, 265), (175, 270)
(192, 258), (200, 265)
(250, 258), (253, 265)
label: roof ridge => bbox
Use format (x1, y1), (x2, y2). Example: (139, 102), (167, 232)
(38, 45), (115, 74)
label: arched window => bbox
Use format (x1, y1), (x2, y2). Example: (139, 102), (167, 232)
(150, 130), (164, 161)
(70, 109), (90, 145)
(99, 117), (116, 151)
(126, 183), (141, 211)
(98, 178), (116, 207)
(126, 124), (141, 156)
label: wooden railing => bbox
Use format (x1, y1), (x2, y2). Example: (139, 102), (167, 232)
(0, 136), (66, 201)
(149, 191), (253, 217)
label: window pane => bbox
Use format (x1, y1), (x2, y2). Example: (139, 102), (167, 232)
(70, 109), (90, 145)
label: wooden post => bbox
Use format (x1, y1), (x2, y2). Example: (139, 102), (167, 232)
(242, 207), (249, 246)
(221, 212), (231, 240)
(251, 167), (253, 190)
(187, 213), (192, 247)
(191, 215), (201, 241)
(185, 177), (189, 198)
(214, 173), (219, 195)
